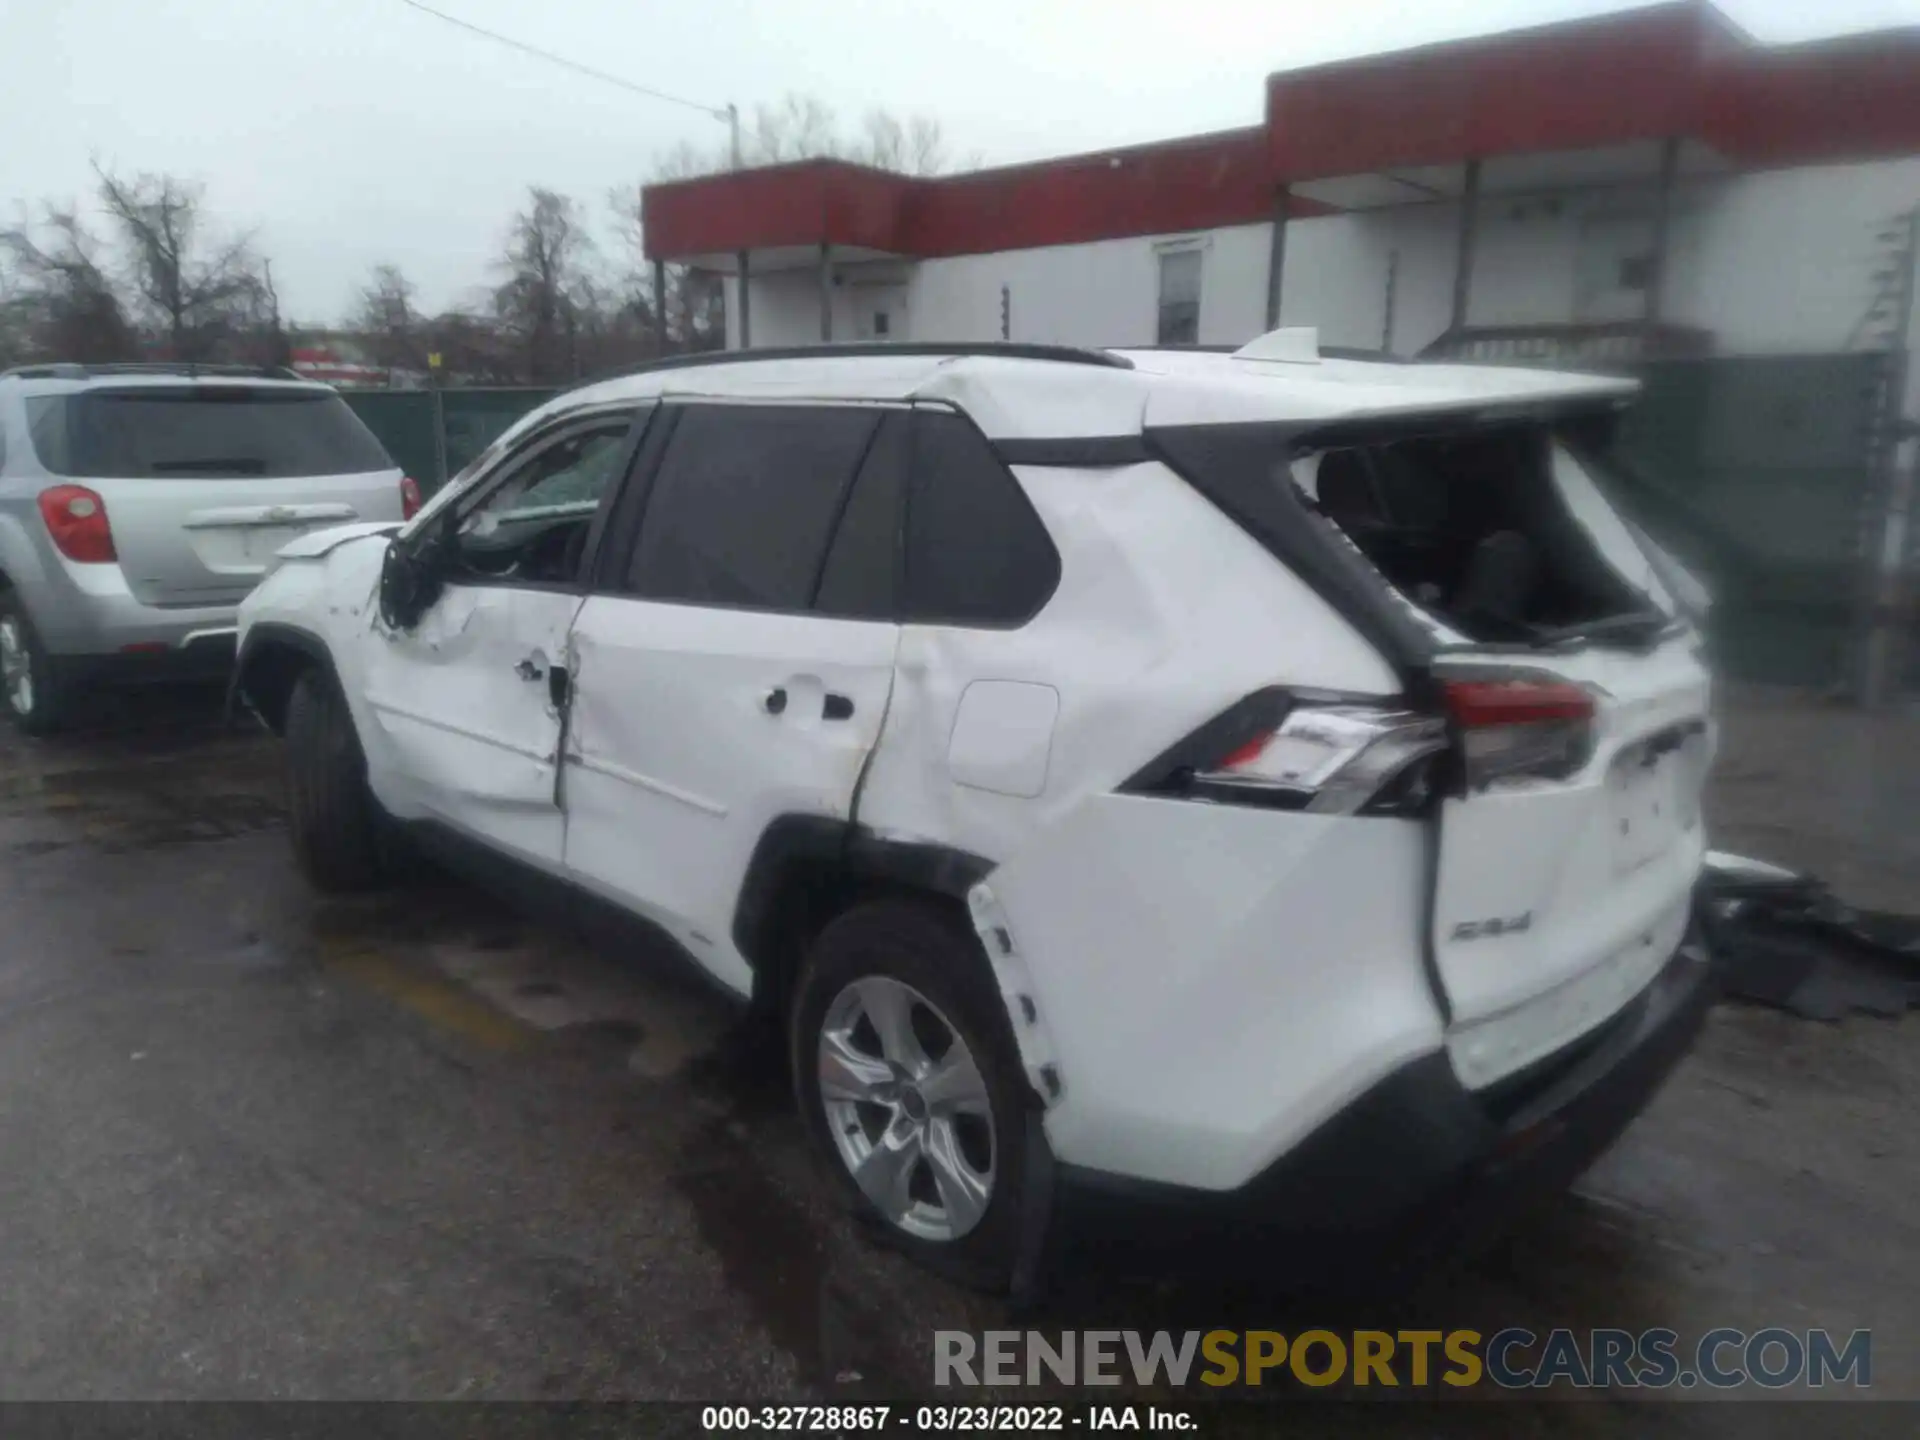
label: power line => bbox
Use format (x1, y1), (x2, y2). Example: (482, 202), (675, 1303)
(393, 0), (730, 121)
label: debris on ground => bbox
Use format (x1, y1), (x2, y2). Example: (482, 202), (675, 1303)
(1702, 850), (1920, 1020)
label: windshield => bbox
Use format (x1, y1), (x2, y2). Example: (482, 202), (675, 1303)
(26, 387), (394, 479)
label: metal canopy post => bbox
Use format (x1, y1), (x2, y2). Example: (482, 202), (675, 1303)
(652, 259), (667, 355)
(1264, 184), (1290, 330)
(1450, 158), (1482, 336)
(737, 250), (751, 349)
(1646, 136), (1682, 324)
(818, 243), (833, 342)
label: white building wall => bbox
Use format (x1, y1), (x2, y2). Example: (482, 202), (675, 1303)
(901, 221), (1274, 349)
(1665, 158), (1920, 354)
(724, 157), (1920, 381)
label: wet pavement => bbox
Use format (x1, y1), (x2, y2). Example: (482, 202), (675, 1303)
(0, 682), (1915, 1428)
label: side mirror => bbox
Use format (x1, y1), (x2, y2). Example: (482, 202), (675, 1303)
(378, 524), (451, 631)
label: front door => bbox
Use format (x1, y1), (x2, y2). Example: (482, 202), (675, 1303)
(362, 410), (643, 871)
(563, 400), (906, 995)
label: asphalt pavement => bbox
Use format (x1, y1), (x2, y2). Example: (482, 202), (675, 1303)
(0, 682), (1914, 1431)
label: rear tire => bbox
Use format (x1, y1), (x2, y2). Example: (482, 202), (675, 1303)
(789, 899), (1033, 1292)
(284, 669), (386, 892)
(0, 589), (69, 736)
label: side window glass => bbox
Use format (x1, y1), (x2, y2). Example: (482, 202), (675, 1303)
(625, 404), (880, 611)
(904, 410), (1061, 625)
(451, 419), (633, 584)
(815, 411), (908, 619)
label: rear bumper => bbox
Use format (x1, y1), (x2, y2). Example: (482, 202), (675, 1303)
(1050, 925), (1713, 1273)
(49, 627), (237, 688)
(23, 550), (241, 657)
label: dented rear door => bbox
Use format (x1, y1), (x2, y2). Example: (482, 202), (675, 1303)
(559, 400), (906, 996)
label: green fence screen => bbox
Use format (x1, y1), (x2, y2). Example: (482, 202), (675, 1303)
(343, 387), (557, 493)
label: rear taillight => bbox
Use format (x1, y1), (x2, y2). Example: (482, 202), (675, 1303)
(37, 485), (116, 563)
(1441, 676), (1596, 787)
(400, 475), (423, 520)
(1133, 691), (1448, 816)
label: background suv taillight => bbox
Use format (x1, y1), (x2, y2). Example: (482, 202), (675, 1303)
(37, 485), (117, 563)
(1441, 676), (1597, 787)
(400, 475), (423, 519)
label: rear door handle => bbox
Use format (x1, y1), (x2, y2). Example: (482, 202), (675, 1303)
(823, 693), (854, 721)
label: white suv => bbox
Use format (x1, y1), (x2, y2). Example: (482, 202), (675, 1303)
(235, 335), (1715, 1290)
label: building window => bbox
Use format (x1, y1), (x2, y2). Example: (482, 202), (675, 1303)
(1157, 248), (1202, 345)
(1618, 254), (1654, 291)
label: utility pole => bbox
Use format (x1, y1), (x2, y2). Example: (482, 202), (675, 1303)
(727, 103), (742, 170)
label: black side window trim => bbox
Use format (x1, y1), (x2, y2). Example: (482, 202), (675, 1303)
(807, 409), (910, 619)
(900, 402), (1063, 631)
(432, 403), (654, 596)
(588, 404), (681, 593)
(581, 398), (1061, 630)
(592, 399), (911, 618)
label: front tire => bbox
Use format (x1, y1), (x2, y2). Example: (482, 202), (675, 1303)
(0, 590), (70, 736)
(284, 669), (386, 892)
(790, 900), (1032, 1291)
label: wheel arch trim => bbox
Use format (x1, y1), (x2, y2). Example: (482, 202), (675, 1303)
(231, 621), (339, 732)
(732, 815), (1065, 1107)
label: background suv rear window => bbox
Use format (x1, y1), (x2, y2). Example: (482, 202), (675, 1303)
(25, 387), (393, 479)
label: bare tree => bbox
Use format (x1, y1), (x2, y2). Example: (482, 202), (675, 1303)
(252, 258), (292, 370)
(423, 307), (519, 385)
(0, 203), (136, 363)
(493, 188), (597, 383)
(608, 184), (723, 355)
(651, 95), (957, 180)
(355, 263), (424, 372)
(749, 94), (842, 166)
(94, 163), (266, 361)
(857, 110), (949, 177)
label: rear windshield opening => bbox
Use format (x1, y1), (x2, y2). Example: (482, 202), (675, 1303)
(1294, 424), (1661, 645)
(25, 387), (394, 480)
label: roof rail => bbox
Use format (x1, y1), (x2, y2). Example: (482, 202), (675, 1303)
(85, 362), (307, 381)
(571, 341), (1133, 392)
(1113, 341), (1408, 364)
(1, 361), (306, 382)
(1, 363), (88, 381)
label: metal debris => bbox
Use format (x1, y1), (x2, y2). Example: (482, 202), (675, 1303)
(1701, 850), (1920, 1019)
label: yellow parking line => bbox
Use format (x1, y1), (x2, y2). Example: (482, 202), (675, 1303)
(321, 938), (531, 1053)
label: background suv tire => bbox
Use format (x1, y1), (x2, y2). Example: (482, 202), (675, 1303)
(789, 899), (1033, 1292)
(0, 589), (69, 736)
(284, 669), (388, 893)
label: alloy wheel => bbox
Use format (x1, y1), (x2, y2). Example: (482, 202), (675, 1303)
(817, 975), (996, 1242)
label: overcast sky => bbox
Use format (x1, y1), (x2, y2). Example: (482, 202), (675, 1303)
(3, 0), (1916, 323)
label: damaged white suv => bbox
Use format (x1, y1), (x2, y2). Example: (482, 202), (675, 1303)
(236, 335), (1715, 1290)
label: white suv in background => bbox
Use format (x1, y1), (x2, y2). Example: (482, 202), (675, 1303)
(235, 336), (1715, 1291)
(0, 363), (412, 732)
